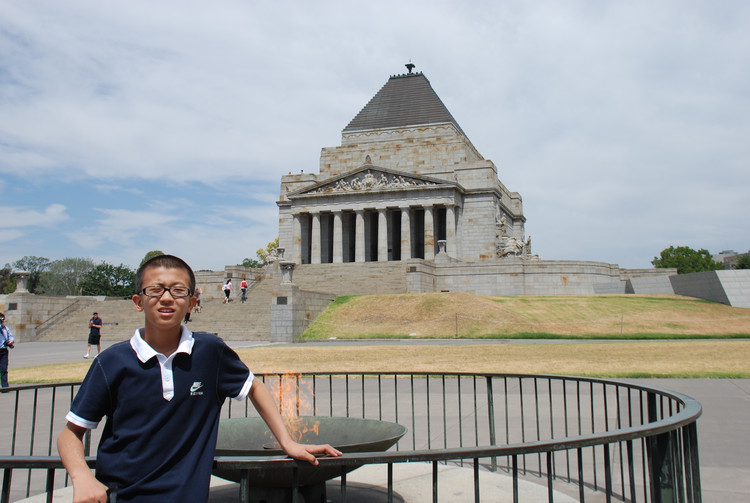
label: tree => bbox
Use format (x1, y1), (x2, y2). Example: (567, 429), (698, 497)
(36, 257), (95, 296)
(242, 237), (279, 268)
(734, 254), (750, 270)
(241, 257), (264, 268)
(79, 262), (136, 297)
(140, 250), (166, 268)
(651, 246), (724, 274)
(6, 256), (51, 293)
(0, 266), (13, 294)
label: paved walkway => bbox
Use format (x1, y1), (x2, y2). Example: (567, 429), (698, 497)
(7, 340), (750, 502)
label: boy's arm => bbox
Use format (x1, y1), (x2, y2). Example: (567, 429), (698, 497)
(247, 379), (342, 465)
(58, 422), (110, 503)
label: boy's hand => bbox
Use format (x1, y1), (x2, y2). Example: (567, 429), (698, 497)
(284, 442), (342, 466)
(71, 473), (110, 503)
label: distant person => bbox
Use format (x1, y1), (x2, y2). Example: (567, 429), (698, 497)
(57, 254), (341, 502)
(0, 313), (15, 389)
(240, 279), (248, 303)
(84, 312), (102, 359)
(194, 287), (202, 313)
(222, 279), (232, 304)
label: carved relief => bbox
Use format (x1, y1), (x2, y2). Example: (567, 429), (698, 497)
(311, 170), (438, 194)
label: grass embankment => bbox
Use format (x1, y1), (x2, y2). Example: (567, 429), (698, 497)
(9, 294), (750, 382)
(301, 293), (750, 339)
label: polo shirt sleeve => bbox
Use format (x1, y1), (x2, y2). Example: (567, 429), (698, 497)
(66, 360), (111, 430)
(218, 344), (253, 401)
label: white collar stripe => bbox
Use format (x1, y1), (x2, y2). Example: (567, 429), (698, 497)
(129, 326), (195, 401)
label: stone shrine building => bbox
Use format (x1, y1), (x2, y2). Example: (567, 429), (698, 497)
(275, 65), (669, 298)
(278, 65), (528, 266)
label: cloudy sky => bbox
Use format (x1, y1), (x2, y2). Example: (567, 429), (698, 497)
(1, 0), (748, 272)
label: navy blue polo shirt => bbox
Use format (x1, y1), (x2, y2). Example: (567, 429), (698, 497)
(66, 327), (253, 502)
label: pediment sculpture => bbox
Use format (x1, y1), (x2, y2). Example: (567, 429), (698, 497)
(310, 169), (439, 194)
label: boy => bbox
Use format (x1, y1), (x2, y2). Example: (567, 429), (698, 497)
(58, 255), (340, 502)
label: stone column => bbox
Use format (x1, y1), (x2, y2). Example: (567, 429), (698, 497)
(424, 206), (435, 260)
(446, 205), (457, 258)
(377, 208), (388, 261)
(332, 211), (343, 263)
(355, 210), (365, 263)
(291, 214), (302, 264)
(310, 212), (321, 264)
(400, 207), (411, 260)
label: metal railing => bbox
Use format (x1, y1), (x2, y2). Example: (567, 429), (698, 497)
(1, 373), (702, 502)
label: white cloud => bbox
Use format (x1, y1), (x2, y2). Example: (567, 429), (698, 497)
(0, 204), (69, 229)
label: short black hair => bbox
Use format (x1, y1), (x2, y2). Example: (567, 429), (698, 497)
(135, 255), (196, 294)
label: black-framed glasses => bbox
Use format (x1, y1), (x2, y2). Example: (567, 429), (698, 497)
(139, 286), (193, 299)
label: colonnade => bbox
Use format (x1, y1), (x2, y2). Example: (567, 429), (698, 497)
(292, 205), (457, 264)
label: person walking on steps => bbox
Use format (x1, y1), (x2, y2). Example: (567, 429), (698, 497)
(240, 279), (247, 303)
(222, 279), (232, 304)
(84, 312), (102, 359)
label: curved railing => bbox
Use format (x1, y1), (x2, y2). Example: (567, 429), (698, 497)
(0, 373), (702, 502)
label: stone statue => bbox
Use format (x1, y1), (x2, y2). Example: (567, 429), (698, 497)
(494, 206), (531, 258)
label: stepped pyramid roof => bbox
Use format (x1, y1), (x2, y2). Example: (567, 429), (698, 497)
(344, 66), (466, 136)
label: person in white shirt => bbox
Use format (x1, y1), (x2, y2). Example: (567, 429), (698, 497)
(222, 279), (232, 303)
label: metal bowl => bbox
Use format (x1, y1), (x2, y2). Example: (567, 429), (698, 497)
(213, 416), (407, 488)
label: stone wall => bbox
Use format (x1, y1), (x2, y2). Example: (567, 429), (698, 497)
(281, 258), (679, 299)
(717, 270), (750, 308)
(323, 124), (483, 179)
(289, 262), (408, 295)
(0, 293), (97, 342)
(627, 276), (676, 295)
(405, 258), (637, 296)
(670, 270), (750, 308)
(270, 283), (336, 343)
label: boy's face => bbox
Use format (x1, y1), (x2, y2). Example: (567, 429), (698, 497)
(132, 266), (196, 331)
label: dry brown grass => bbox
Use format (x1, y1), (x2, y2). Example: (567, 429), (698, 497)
(238, 341), (750, 377)
(304, 293), (750, 338)
(12, 340), (749, 383)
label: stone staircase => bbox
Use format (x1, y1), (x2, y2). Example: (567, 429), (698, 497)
(33, 281), (275, 343)
(30, 261), (411, 344)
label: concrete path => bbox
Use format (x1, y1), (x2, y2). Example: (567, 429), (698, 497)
(7, 340), (749, 502)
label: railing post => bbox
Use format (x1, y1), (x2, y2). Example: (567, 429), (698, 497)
(45, 469), (55, 503)
(683, 423), (703, 503)
(2, 468), (12, 503)
(647, 393), (677, 503)
(486, 376), (497, 472)
(83, 430), (92, 457)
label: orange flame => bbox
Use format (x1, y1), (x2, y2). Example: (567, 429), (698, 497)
(267, 373), (321, 444)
